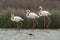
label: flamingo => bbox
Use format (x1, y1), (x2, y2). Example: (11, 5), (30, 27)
(39, 6), (51, 28)
(11, 14), (23, 30)
(26, 9), (39, 29)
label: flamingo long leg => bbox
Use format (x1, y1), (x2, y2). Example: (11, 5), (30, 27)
(17, 22), (23, 30)
(32, 19), (38, 29)
(32, 19), (34, 30)
(20, 22), (23, 29)
(46, 16), (51, 29)
(34, 19), (38, 28)
(44, 16), (46, 29)
(17, 22), (19, 29)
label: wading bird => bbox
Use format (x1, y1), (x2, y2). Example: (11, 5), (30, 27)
(11, 14), (23, 30)
(39, 6), (51, 28)
(26, 9), (39, 29)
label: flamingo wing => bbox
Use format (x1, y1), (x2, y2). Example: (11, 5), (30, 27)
(29, 12), (39, 18)
(14, 16), (23, 21)
(41, 11), (51, 16)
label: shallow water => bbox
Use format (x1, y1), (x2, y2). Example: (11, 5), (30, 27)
(0, 29), (60, 40)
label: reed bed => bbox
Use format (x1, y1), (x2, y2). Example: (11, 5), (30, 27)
(0, 8), (60, 29)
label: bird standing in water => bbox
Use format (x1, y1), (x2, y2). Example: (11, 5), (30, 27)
(39, 6), (51, 28)
(11, 14), (23, 30)
(26, 9), (39, 29)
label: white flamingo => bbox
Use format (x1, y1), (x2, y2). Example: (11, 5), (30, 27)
(39, 6), (51, 28)
(11, 14), (23, 30)
(26, 9), (39, 29)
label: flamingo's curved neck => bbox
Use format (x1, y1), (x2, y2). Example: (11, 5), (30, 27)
(39, 7), (43, 16)
(26, 11), (30, 17)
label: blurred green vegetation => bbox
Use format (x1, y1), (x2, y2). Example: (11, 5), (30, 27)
(0, 8), (60, 29)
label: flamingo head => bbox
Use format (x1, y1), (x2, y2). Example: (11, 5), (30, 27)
(11, 14), (14, 17)
(39, 6), (42, 9)
(26, 9), (30, 13)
